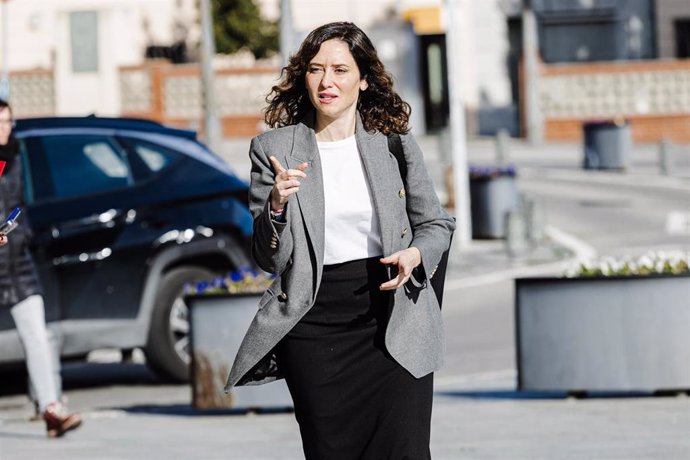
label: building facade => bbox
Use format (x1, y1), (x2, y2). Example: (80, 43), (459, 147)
(0, 0), (198, 116)
(519, 0), (690, 142)
(1, 0), (515, 138)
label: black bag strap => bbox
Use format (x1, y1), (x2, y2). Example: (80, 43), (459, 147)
(387, 133), (407, 183)
(386, 133), (450, 309)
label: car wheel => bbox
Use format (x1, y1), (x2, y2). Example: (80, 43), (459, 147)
(145, 266), (214, 382)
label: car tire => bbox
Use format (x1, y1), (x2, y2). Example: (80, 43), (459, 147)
(145, 266), (214, 382)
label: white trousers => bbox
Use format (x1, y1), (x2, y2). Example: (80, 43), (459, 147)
(10, 295), (59, 411)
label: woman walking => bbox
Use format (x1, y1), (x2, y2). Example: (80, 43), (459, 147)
(226, 22), (455, 459)
(0, 99), (82, 438)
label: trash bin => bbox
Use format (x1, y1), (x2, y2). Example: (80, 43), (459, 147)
(187, 293), (293, 410)
(582, 119), (631, 170)
(469, 167), (519, 239)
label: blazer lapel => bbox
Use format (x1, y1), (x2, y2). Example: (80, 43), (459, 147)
(286, 120), (325, 289)
(355, 117), (395, 256)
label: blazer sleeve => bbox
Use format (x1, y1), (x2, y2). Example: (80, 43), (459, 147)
(248, 136), (293, 275)
(401, 133), (456, 283)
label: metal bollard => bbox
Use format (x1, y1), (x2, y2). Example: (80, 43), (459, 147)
(438, 126), (452, 165)
(505, 209), (529, 258)
(659, 138), (673, 176)
(495, 128), (510, 166)
(526, 199), (545, 248)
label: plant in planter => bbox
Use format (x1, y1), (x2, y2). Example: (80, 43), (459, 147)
(184, 266), (276, 295)
(566, 251), (689, 277)
(185, 268), (291, 410)
(468, 164), (518, 239)
(469, 164), (517, 180)
(516, 250), (690, 393)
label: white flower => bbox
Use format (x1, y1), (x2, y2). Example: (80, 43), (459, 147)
(654, 260), (665, 273)
(566, 250), (689, 277)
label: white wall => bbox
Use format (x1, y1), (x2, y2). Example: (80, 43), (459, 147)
(472, 0), (511, 107)
(0, 0), (197, 115)
(2, 0), (512, 118)
(1, 0), (58, 70)
(54, 8), (119, 116)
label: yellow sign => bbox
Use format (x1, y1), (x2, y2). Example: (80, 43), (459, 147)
(402, 6), (442, 35)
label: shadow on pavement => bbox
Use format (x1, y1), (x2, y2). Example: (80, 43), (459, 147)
(109, 403), (293, 417)
(434, 389), (667, 400)
(0, 430), (44, 440)
(0, 362), (166, 397)
(61, 362), (163, 389)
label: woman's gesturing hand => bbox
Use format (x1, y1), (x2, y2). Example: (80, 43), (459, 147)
(269, 156), (309, 211)
(0, 235), (6, 246)
(379, 247), (422, 290)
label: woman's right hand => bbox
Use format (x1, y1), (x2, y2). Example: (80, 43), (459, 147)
(269, 156), (308, 211)
(0, 235), (7, 246)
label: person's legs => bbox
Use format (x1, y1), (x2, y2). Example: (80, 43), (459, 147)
(11, 295), (81, 437)
(28, 321), (63, 415)
(10, 295), (59, 411)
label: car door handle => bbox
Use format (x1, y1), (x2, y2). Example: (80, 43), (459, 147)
(52, 247), (113, 266)
(50, 209), (136, 238)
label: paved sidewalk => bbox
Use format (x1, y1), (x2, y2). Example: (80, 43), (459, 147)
(1, 135), (689, 459)
(2, 362), (689, 459)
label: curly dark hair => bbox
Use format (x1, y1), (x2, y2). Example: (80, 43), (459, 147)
(264, 22), (410, 135)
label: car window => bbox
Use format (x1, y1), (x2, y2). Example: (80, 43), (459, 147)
(38, 135), (132, 200)
(119, 137), (181, 180)
(136, 144), (169, 172)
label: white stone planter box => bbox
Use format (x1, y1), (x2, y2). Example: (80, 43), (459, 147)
(515, 275), (690, 392)
(187, 294), (292, 410)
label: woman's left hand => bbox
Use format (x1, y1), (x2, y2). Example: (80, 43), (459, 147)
(379, 247), (422, 290)
(0, 235), (7, 246)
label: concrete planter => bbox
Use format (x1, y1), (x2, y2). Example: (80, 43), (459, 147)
(515, 275), (690, 392)
(187, 293), (292, 410)
(469, 175), (518, 239)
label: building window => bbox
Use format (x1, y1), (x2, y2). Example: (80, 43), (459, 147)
(676, 19), (690, 58)
(70, 11), (99, 72)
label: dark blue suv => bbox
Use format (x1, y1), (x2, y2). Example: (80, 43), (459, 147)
(0, 117), (253, 382)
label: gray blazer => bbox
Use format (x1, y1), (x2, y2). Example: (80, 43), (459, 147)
(225, 114), (456, 390)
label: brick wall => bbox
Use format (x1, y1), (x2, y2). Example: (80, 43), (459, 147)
(120, 61), (279, 137)
(7, 69), (55, 117)
(528, 59), (690, 142)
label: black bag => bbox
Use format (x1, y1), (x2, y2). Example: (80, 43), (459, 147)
(387, 134), (453, 309)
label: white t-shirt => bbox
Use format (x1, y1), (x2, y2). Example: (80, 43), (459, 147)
(318, 135), (383, 265)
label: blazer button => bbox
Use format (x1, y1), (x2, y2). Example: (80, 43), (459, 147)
(401, 228), (408, 237)
(398, 188), (406, 198)
(278, 292), (288, 301)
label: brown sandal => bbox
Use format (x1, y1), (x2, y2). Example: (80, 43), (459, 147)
(43, 402), (82, 438)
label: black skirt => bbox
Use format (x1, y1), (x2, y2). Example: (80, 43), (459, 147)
(277, 257), (433, 460)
